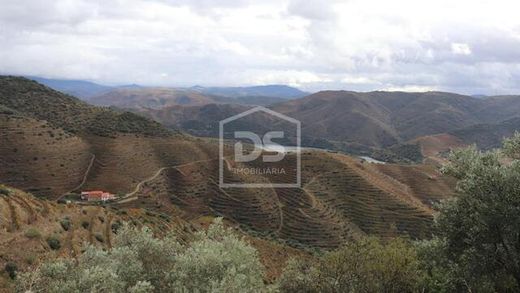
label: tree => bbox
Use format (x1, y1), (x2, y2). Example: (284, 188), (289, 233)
(279, 237), (421, 293)
(435, 133), (520, 291)
(16, 218), (269, 293)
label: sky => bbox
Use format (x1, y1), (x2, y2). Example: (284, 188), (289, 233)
(1, 0), (520, 94)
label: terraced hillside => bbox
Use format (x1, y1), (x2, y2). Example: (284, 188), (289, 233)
(0, 185), (183, 291)
(0, 114), (92, 197)
(0, 76), (188, 198)
(0, 185), (307, 290)
(0, 76), (457, 253)
(410, 133), (467, 164)
(117, 150), (455, 250)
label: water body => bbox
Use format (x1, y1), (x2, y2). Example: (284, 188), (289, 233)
(259, 145), (387, 164)
(359, 156), (386, 164)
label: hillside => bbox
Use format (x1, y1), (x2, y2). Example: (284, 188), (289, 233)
(135, 103), (252, 136)
(0, 185), (182, 291)
(134, 90), (520, 159)
(0, 76), (172, 137)
(0, 77), (457, 254)
(450, 116), (520, 149)
(115, 149), (455, 249)
(0, 76), (180, 197)
(27, 76), (113, 98)
(0, 185), (306, 290)
(88, 87), (229, 108)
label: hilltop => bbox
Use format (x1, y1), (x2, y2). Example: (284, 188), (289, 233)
(27, 76), (114, 98)
(0, 76), (173, 137)
(132, 90), (520, 161)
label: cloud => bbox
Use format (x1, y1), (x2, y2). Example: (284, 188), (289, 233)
(1, 0), (520, 94)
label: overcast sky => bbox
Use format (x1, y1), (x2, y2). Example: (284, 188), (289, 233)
(1, 0), (520, 94)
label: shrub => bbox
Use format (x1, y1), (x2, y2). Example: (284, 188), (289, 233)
(46, 236), (61, 250)
(95, 233), (104, 243)
(111, 220), (123, 234)
(81, 220), (90, 229)
(60, 217), (71, 231)
(5, 262), (17, 279)
(0, 185), (11, 196)
(16, 218), (269, 292)
(24, 254), (37, 265)
(279, 237), (421, 293)
(24, 228), (41, 239)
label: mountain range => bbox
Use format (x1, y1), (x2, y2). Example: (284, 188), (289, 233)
(0, 76), (454, 248)
(129, 90), (520, 161)
(2, 75), (520, 288)
(29, 76), (306, 104)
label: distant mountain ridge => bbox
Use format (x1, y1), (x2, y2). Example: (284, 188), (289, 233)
(136, 90), (520, 160)
(26, 76), (115, 98)
(1, 76), (172, 137)
(27, 76), (307, 105)
(190, 84), (308, 99)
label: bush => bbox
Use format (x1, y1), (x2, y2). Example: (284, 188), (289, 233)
(81, 220), (90, 229)
(60, 217), (71, 231)
(46, 236), (61, 250)
(0, 185), (11, 196)
(24, 228), (41, 239)
(5, 262), (17, 279)
(111, 221), (122, 234)
(24, 254), (37, 265)
(16, 218), (269, 292)
(279, 237), (421, 293)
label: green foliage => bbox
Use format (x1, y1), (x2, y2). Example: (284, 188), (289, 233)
(503, 131), (520, 159)
(60, 217), (71, 231)
(46, 236), (61, 250)
(24, 254), (37, 265)
(24, 228), (41, 239)
(279, 237), (421, 293)
(169, 218), (266, 292)
(0, 185), (11, 196)
(16, 218), (269, 293)
(5, 262), (18, 280)
(111, 220), (123, 234)
(434, 135), (520, 291)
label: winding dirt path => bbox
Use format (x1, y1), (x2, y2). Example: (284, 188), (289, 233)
(116, 158), (218, 203)
(58, 154), (96, 200)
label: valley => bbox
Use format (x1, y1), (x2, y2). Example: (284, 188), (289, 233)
(0, 76), (518, 290)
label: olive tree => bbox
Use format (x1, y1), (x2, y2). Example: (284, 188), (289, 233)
(16, 218), (269, 293)
(279, 237), (421, 293)
(434, 132), (520, 291)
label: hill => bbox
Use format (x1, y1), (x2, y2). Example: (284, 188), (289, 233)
(89, 87), (300, 109)
(0, 76), (172, 137)
(191, 84), (307, 99)
(0, 76), (458, 254)
(134, 90), (520, 161)
(88, 87), (229, 109)
(0, 185), (306, 290)
(26, 76), (113, 98)
(135, 103), (252, 136)
(450, 116), (520, 149)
